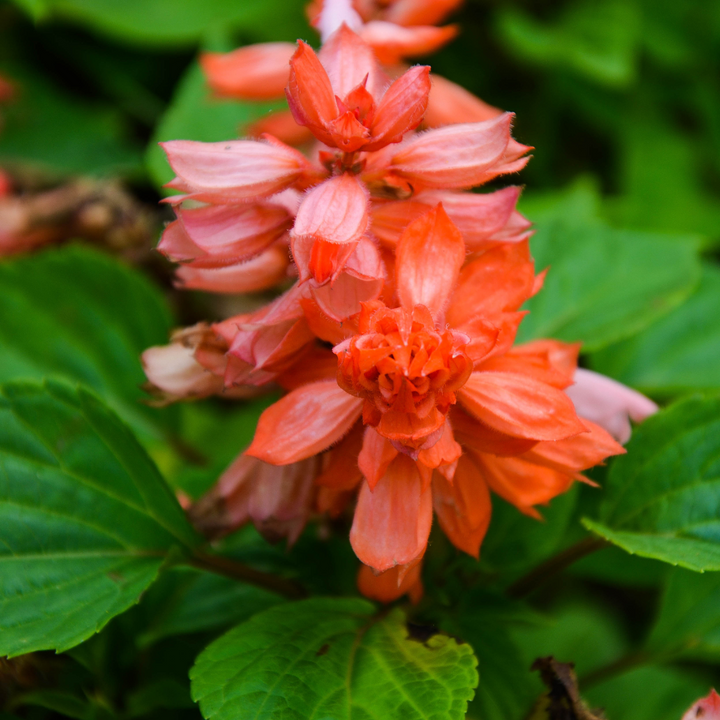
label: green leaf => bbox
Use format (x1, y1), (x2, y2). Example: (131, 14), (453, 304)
(495, 0), (641, 87)
(138, 566), (283, 646)
(190, 598), (478, 720)
(10, 0), (308, 47)
(647, 568), (720, 660)
(518, 187), (701, 351)
(0, 245), (177, 442)
(146, 59), (282, 190)
(0, 63), (141, 177)
(585, 666), (709, 720)
(582, 395), (720, 571)
(0, 379), (200, 657)
(441, 589), (540, 720)
(590, 264), (720, 394)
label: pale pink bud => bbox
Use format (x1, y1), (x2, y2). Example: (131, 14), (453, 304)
(682, 690), (720, 720)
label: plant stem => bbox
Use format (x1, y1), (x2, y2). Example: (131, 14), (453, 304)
(507, 536), (610, 599)
(579, 650), (651, 688)
(189, 552), (307, 600)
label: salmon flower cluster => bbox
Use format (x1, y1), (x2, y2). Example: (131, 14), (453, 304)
(144, 4), (657, 602)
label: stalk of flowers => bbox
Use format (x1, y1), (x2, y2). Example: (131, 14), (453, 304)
(201, 0), (500, 146)
(143, 21), (657, 603)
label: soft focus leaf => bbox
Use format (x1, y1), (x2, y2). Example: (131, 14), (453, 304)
(495, 0), (640, 87)
(0, 245), (177, 441)
(518, 186), (701, 351)
(583, 396), (720, 570)
(585, 666), (710, 720)
(590, 265), (720, 394)
(9, 0), (307, 46)
(647, 568), (720, 660)
(138, 566), (283, 647)
(146, 60), (283, 190)
(0, 63), (142, 177)
(190, 598), (478, 720)
(0, 379), (200, 657)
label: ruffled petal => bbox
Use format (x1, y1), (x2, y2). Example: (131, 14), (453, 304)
(247, 381), (363, 464)
(350, 454), (433, 572)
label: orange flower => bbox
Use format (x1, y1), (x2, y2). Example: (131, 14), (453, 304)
(246, 205), (625, 595)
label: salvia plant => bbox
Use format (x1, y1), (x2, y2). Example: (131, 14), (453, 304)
(1, 0), (719, 719)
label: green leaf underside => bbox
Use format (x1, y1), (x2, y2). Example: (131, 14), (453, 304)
(191, 598), (478, 720)
(518, 214), (700, 351)
(590, 265), (720, 393)
(0, 380), (199, 656)
(582, 396), (720, 571)
(0, 245), (177, 441)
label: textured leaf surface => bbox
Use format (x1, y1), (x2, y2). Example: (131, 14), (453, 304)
(583, 396), (720, 571)
(0, 380), (199, 656)
(591, 265), (720, 393)
(518, 211), (700, 351)
(191, 598), (478, 720)
(0, 245), (176, 440)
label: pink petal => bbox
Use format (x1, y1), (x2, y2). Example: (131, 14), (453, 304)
(142, 343), (221, 399)
(358, 427), (399, 490)
(201, 43), (295, 101)
(396, 203), (465, 317)
(247, 381), (363, 464)
(565, 368), (659, 444)
(293, 174), (369, 247)
(682, 690), (720, 720)
(350, 454), (433, 572)
(175, 246), (289, 293)
(390, 113), (518, 189)
(316, 0), (363, 43)
(311, 266), (383, 320)
(157, 219), (206, 264)
(178, 202), (291, 260)
(384, 0), (463, 27)
(162, 138), (310, 203)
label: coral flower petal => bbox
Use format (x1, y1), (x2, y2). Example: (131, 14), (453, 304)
(350, 454), (432, 572)
(424, 74), (502, 128)
(432, 453), (492, 558)
(162, 139), (310, 203)
(358, 427), (399, 490)
(286, 40), (338, 145)
(365, 65), (431, 151)
(158, 219), (205, 263)
(247, 380), (363, 464)
(682, 690), (720, 720)
(390, 113), (516, 189)
(201, 43), (295, 101)
(360, 22), (457, 65)
(357, 559), (424, 604)
(459, 371), (586, 441)
(384, 0), (463, 27)
(396, 204), (465, 317)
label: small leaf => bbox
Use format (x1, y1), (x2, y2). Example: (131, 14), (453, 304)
(590, 265), (720, 394)
(0, 379), (200, 657)
(582, 395), (720, 571)
(190, 598), (478, 720)
(0, 245), (177, 442)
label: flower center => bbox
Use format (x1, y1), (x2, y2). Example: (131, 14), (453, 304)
(335, 303), (471, 449)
